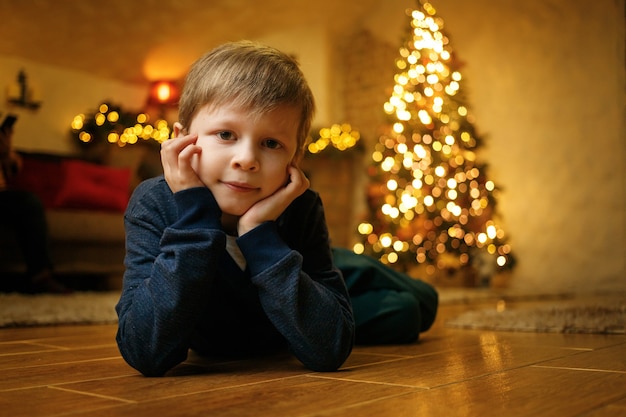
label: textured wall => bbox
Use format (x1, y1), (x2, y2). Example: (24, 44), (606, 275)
(344, 0), (625, 293)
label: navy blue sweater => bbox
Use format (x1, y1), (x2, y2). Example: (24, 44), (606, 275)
(116, 176), (355, 376)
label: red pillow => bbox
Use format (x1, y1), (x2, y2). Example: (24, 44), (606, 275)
(9, 156), (64, 208)
(52, 160), (131, 212)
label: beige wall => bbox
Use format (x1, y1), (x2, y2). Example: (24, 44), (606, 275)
(0, 55), (147, 154)
(1, 0), (624, 294)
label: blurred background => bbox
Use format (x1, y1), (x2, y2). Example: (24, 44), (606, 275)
(0, 0), (623, 294)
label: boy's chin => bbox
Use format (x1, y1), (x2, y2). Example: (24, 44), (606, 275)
(220, 205), (253, 218)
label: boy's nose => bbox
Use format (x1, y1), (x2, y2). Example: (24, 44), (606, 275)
(232, 143), (260, 171)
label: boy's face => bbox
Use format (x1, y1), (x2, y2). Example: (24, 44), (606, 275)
(188, 102), (300, 217)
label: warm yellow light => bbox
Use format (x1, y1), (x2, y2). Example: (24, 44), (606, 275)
(380, 234), (393, 248)
(353, 243), (364, 254)
(79, 132), (91, 143)
(71, 115), (84, 130)
(107, 111), (119, 123)
(418, 110), (432, 125)
(387, 252), (399, 263)
(426, 74), (439, 84)
(156, 83), (172, 102)
(393, 241), (405, 252)
(107, 132), (119, 143)
(358, 223), (374, 235)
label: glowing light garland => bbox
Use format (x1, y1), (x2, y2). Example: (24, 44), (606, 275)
(307, 124), (361, 154)
(70, 103), (171, 148)
(354, 1), (515, 276)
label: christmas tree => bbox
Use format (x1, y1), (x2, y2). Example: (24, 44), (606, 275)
(353, 1), (514, 284)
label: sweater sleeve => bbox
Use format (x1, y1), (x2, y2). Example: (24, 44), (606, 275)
(236, 192), (355, 372)
(115, 178), (226, 376)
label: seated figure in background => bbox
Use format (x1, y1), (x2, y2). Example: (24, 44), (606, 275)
(0, 115), (70, 294)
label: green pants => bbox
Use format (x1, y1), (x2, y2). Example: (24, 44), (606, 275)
(332, 247), (438, 345)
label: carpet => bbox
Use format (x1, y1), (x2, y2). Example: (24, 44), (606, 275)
(2, 290), (625, 333)
(0, 291), (119, 327)
(0, 288), (497, 328)
(446, 298), (626, 334)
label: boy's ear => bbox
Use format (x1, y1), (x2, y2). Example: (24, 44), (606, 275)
(173, 122), (186, 138)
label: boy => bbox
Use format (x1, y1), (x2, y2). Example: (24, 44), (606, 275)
(116, 41), (355, 376)
(116, 41), (438, 377)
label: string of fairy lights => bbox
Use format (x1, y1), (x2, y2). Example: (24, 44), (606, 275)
(353, 1), (513, 274)
(307, 124), (360, 154)
(70, 103), (171, 147)
(70, 104), (360, 154)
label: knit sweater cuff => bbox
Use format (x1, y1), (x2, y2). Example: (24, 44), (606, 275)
(237, 221), (292, 275)
(172, 186), (222, 230)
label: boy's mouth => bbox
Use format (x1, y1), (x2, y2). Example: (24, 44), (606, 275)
(221, 181), (259, 192)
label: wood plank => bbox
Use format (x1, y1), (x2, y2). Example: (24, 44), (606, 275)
(70, 376), (421, 417)
(311, 366), (626, 417)
(338, 343), (584, 388)
(0, 357), (135, 391)
(0, 345), (120, 371)
(533, 343), (626, 372)
(58, 352), (412, 403)
(0, 386), (130, 417)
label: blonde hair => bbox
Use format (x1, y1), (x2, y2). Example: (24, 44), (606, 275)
(178, 40), (315, 160)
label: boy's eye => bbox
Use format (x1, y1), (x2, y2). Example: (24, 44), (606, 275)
(263, 139), (282, 149)
(217, 131), (234, 140)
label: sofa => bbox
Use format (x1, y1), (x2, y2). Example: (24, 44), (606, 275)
(0, 145), (161, 287)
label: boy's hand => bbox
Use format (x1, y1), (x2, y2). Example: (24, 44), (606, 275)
(160, 124), (204, 193)
(237, 165), (310, 236)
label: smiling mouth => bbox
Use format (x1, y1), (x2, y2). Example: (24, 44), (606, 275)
(222, 181), (260, 192)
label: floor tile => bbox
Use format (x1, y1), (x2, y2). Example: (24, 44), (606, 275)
(315, 366), (626, 417)
(0, 344), (121, 371)
(1, 357), (135, 391)
(0, 386), (128, 417)
(338, 342), (583, 388)
(60, 354), (314, 402)
(76, 375), (420, 417)
(533, 343), (626, 372)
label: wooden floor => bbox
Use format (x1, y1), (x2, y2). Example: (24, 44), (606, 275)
(1, 294), (625, 417)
